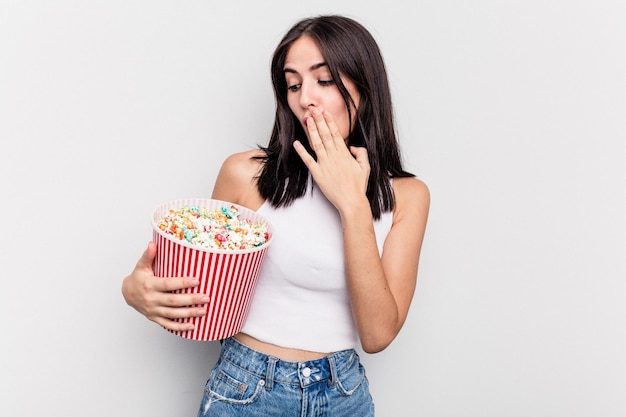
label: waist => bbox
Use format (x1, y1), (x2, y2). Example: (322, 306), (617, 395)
(234, 332), (329, 361)
(221, 337), (358, 388)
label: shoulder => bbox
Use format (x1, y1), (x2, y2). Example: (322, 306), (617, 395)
(220, 149), (265, 175)
(391, 177), (430, 223)
(211, 149), (266, 210)
(393, 176), (430, 201)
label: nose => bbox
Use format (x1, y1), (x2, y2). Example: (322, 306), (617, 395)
(299, 81), (317, 109)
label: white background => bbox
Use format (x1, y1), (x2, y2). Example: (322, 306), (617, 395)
(1, 1), (625, 416)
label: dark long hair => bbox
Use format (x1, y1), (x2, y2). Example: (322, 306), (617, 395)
(256, 15), (413, 219)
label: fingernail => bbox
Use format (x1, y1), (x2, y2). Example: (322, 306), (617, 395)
(200, 296), (210, 302)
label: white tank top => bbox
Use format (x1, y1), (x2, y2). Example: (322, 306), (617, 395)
(241, 182), (393, 352)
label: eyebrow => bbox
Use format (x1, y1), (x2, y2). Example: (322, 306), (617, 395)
(283, 62), (328, 74)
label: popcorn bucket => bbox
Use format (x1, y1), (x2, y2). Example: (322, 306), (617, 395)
(151, 198), (273, 341)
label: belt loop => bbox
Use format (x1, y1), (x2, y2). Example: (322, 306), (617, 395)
(265, 356), (278, 391)
(328, 354), (338, 387)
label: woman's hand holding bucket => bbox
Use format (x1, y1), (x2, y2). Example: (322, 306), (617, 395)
(122, 241), (208, 332)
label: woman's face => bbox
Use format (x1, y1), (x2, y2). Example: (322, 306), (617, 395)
(283, 36), (360, 142)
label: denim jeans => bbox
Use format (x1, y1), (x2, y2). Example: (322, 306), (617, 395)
(197, 337), (375, 417)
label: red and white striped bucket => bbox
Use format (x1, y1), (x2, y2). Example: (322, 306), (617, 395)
(151, 198), (273, 341)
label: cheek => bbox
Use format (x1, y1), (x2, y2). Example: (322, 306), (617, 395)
(335, 109), (352, 138)
(286, 96), (298, 115)
(288, 99), (306, 127)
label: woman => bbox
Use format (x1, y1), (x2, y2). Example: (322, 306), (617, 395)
(122, 15), (430, 416)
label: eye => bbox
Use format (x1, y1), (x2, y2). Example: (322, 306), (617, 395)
(318, 80), (334, 86)
(287, 83), (301, 92)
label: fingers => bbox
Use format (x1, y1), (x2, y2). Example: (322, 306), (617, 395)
(152, 305), (206, 321)
(293, 140), (316, 170)
(155, 317), (197, 332)
(305, 108), (346, 155)
(153, 275), (201, 292)
(305, 116), (326, 154)
(137, 241), (205, 293)
(350, 146), (370, 168)
(350, 146), (371, 192)
(143, 282), (210, 332)
(294, 109), (366, 180)
(126, 243), (214, 332)
(152, 305), (207, 332)
(148, 288), (210, 332)
(318, 110), (344, 147)
(135, 241), (157, 270)
(158, 288), (209, 307)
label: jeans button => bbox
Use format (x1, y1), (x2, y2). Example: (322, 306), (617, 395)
(302, 367), (311, 377)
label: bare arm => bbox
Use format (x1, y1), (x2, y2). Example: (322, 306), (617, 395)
(341, 177), (429, 352)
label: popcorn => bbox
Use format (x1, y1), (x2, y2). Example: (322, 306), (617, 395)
(157, 205), (269, 250)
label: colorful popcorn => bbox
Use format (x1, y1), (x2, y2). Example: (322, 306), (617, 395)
(157, 205), (269, 250)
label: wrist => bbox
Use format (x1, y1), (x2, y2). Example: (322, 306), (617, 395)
(338, 196), (372, 224)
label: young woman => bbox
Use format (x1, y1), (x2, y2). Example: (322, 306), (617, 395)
(122, 15), (430, 416)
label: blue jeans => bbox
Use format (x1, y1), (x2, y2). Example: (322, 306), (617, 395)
(197, 337), (375, 417)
